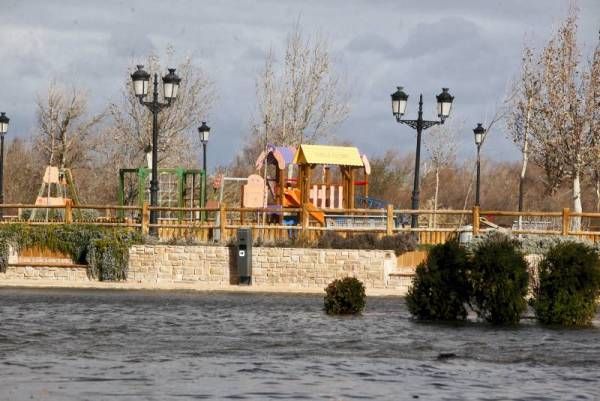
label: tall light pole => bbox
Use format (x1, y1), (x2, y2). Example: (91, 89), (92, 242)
(391, 87), (454, 228)
(473, 123), (485, 207)
(131, 65), (181, 236)
(0, 112), (9, 220)
(198, 121), (211, 206)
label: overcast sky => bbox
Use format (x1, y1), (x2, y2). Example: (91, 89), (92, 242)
(2, 0), (599, 170)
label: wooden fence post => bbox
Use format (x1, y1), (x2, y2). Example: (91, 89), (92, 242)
(562, 208), (570, 236)
(65, 200), (73, 224)
(301, 203), (309, 240)
(141, 202), (150, 236)
(472, 206), (480, 236)
(386, 204), (394, 236)
(220, 203), (228, 243)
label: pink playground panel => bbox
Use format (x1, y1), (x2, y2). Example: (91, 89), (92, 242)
(309, 185), (344, 209)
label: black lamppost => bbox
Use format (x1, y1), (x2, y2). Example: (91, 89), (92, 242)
(391, 87), (454, 228)
(473, 123), (485, 207)
(198, 121), (211, 206)
(131, 65), (181, 236)
(0, 112), (9, 220)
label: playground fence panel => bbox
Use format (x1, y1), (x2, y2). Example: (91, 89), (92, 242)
(2, 204), (600, 245)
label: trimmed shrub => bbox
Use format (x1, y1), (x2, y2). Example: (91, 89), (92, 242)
(468, 232), (600, 256)
(533, 242), (600, 327)
(470, 233), (529, 325)
(324, 277), (366, 315)
(406, 241), (471, 321)
(378, 234), (418, 256)
(317, 232), (416, 256)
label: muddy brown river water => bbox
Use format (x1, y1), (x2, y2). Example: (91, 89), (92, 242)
(0, 288), (599, 400)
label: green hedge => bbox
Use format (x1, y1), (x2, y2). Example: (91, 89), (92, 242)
(0, 224), (142, 281)
(406, 240), (471, 321)
(533, 242), (600, 327)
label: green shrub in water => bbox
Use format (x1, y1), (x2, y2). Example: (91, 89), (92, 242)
(406, 240), (471, 321)
(533, 242), (600, 327)
(470, 233), (529, 325)
(324, 277), (366, 315)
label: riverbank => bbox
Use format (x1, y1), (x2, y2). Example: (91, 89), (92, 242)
(0, 278), (405, 296)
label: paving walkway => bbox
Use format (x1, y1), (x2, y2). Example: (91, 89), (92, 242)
(0, 279), (406, 297)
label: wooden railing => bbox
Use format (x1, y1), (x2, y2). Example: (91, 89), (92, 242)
(2, 203), (600, 244)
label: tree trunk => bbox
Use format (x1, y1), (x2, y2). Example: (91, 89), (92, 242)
(432, 167), (439, 228)
(517, 142), (528, 230)
(518, 105), (530, 230)
(596, 173), (600, 212)
(572, 171), (582, 231)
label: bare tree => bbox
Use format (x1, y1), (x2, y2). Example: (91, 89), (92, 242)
(4, 138), (43, 204)
(507, 46), (541, 214)
(35, 81), (104, 169)
(367, 150), (414, 207)
(108, 49), (215, 170)
(252, 24), (350, 148)
(587, 35), (600, 210)
(424, 119), (458, 227)
(527, 7), (598, 228)
(229, 25), (350, 178)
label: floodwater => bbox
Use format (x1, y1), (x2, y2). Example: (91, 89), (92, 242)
(0, 289), (599, 401)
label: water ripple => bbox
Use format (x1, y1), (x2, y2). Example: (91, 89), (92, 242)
(0, 288), (599, 400)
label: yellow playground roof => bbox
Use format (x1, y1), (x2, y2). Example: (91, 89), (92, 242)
(293, 145), (364, 166)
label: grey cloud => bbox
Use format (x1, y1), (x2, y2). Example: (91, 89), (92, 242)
(398, 17), (481, 59)
(345, 32), (397, 56)
(107, 30), (155, 59)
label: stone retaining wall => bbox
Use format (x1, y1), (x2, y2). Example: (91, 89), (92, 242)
(1, 265), (89, 281)
(128, 245), (234, 285)
(127, 245), (397, 289)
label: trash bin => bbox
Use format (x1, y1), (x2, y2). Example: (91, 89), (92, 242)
(458, 225), (473, 244)
(237, 228), (252, 285)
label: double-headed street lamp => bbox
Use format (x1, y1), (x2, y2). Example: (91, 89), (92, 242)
(197, 121), (211, 205)
(391, 87), (454, 228)
(0, 112), (9, 220)
(473, 123), (486, 207)
(131, 65), (181, 236)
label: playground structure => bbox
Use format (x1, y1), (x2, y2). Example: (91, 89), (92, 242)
(30, 166), (80, 221)
(118, 167), (205, 220)
(252, 144), (374, 227)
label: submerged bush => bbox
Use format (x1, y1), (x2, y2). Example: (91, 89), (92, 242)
(533, 242), (600, 327)
(324, 277), (366, 315)
(470, 233), (529, 325)
(406, 241), (471, 321)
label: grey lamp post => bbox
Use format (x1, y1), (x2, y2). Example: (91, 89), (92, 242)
(473, 123), (485, 207)
(391, 87), (454, 228)
(198, 121), (211, 206)
(0, 112), (8, 220)
(131, 65), (181, 236)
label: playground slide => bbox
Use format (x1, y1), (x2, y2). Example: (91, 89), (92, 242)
(283, 188), (325, 225)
